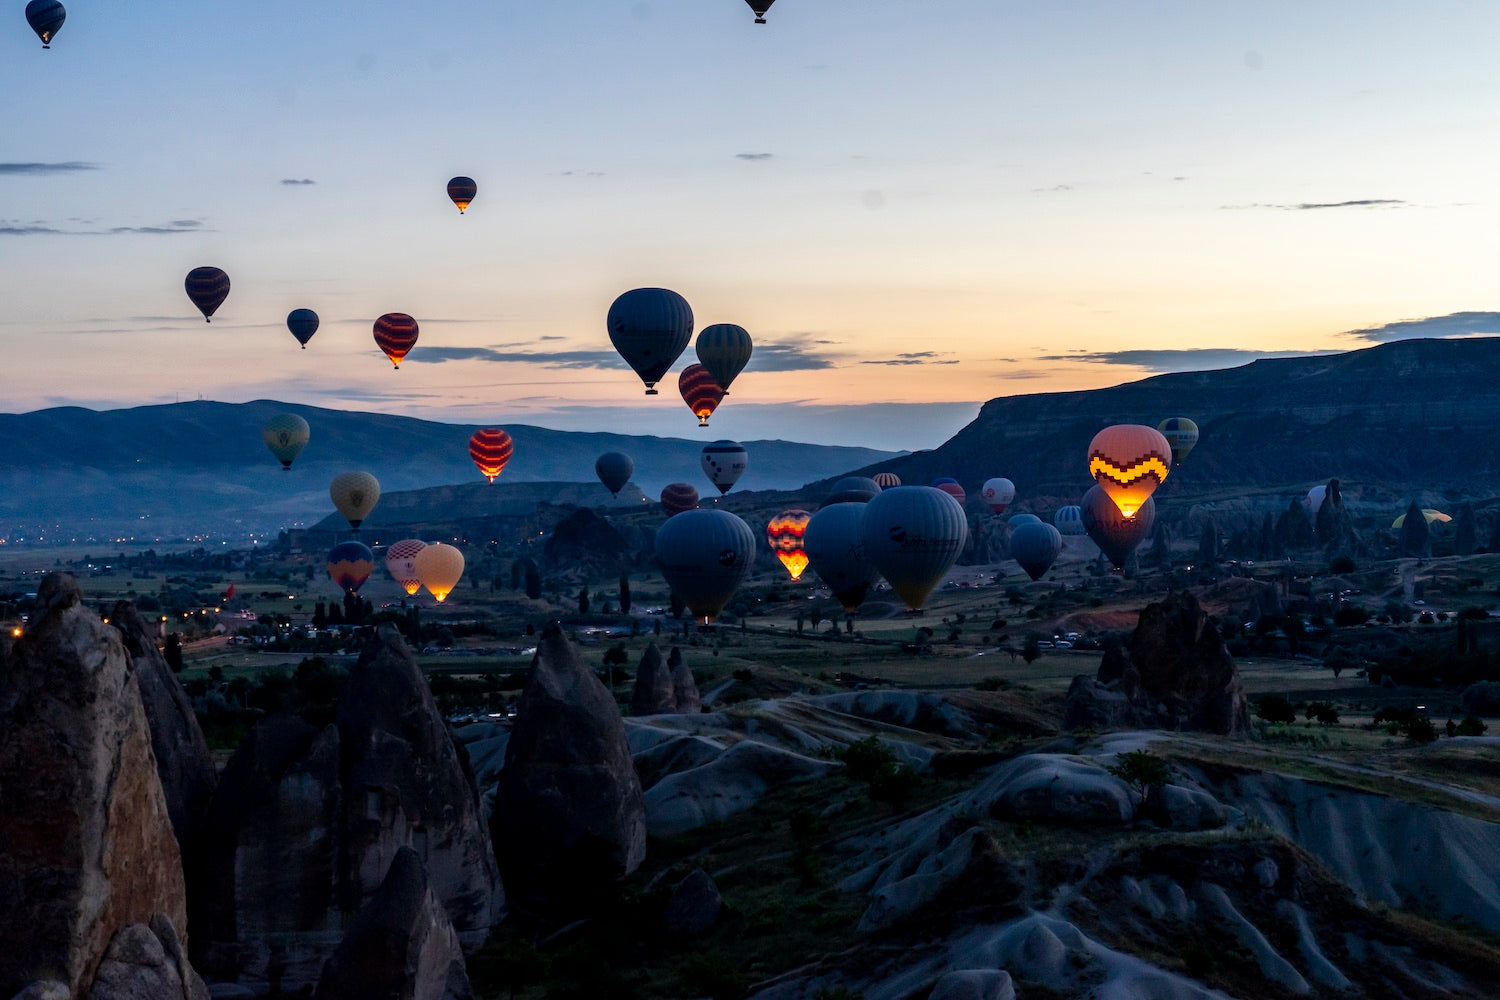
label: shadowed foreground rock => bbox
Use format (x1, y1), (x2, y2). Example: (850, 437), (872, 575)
(493, 624), (646, 916)
(1064, 591), (1252, 736)
(629, 643), (675, 715)
(0, 574), (204, 999)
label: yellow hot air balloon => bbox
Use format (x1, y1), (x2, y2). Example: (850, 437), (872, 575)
(330, 471), (381, 532)
(1157, 417), (1199, 465)
(1087, 424), (1171, 519)
(415, 542), (465, 602)
(262, 414), (310, 471)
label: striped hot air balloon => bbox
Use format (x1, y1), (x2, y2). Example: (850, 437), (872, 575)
(327, 541), (375, 595)
(931, 478), (966, 508)
(385, 538), (428, 595)
(678, 363), (725, 427)
(25, 0), (64, 48)
(660, 483), (700, 517)
(185, 267), (230, 322)
(872, 472), (901, 489)
(766, 508), (812, 580)
(1088, 424), (1171, 519)
(447, 176), (477, 214)
(468, 428), (513, 483)
(287, 308), (319, 348)
(373, 313), (419, 368)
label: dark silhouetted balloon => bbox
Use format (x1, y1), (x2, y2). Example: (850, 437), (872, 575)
(767, 508), (812, 580)
(262, 414), (309, 471)
(447, 176), (477, 214)
(595, 452), (634, 497)
(468, 428), (513, 483)
(861, 486), (968, 612)
(185, 267), (230, 322)
(1010, 522), (1062, 581)
(1007, 513), (1041, 527)
(824, 476), (881, 506)
(373, 313), (419, 368)
(1082, 484), (1155, 571)
(744, 0), (775, 23)
(25, 0), (64, 47)
(327, 541), (374, 595)
(607, 287), (694, 394)
(287, 308), (319, 348)
(679, 363), (725, 427)
(660, 482), (700, 517)
(701, 440), (747, 494)
(654, 509), (756, 623)
(695, 323), (753, 392)
(804, 502), (879, 613)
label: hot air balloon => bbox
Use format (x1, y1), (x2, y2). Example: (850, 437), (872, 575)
(981, 477), (1016, 514)
(861, 486), (968, 612)
(932, 478), (966, 507)
(447, 176), (477, 214)
(1054, 505), (1085, 535)
(1007, 513), (1041, 527)
(767, 509), (812, 580)
(1082, 484), (1155, 571)
(468, 428), (513, 483)
(385, 538), (428, 595)
(1304, 484), (1328, 517)
(695, 323), (753, 393)
(660, 483), (700, 517)
(184, 267), (230, 322)
(805, 502), (879, 613)
(262, 414), (309, 471)
(1391, 509), (1452, 529)
(1010, 522), (1062, 581)
(744, 0), (775, 23)
(607, 287), (694, 394)
(595, 452), (634, 497)
(824, 476), (882, 506)
(330, 471), (380, 532)
(678, 363), (725, 426)
(872, 472), (901, 489)
(654, 509), (757, 623)
(287, 308), (319, 348)
(415, 542), (465, 602)
(373, 313), (419, 368)
(25, 0), (63, 47)
(1088, 424), (1171, 519)
(1157, 417), (1199, 465)
(701, 440), (748, 494)
(327, 541), (374, 595)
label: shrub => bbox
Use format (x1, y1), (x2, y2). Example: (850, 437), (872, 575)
(1255, 693), (1297, 724)
(1328, 555), (1357, 574)
(1107, 750), (1172, 804)
(1461, 680), (1500, 715)
(1458, 716), (1488, 737)
(1305, 701), (1340, 725)
(1333, 606), (1370, 627)
(1406, 716), (1438, 744)
(868, 761), (921, 805)
(836, 736), (897, 782)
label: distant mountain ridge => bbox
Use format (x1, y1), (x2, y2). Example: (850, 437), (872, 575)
(0, 400), (902, 539)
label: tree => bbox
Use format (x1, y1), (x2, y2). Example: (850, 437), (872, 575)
(618, 573), (632, 614)
(1455, 502), (1478, 556)
(1197, 519), (1219, 565)
(522, 557), (541, 600)
(1107, 750), (1171, 805)
(1304, 701), (1339, 725)
(578, 587), (590, 615)
(510, 559), (523, 590)
(1255, 693), (1297, 724)
(312, 601), (327, 630)
(1398, 500), (1430, 558)
(163, 633), (184, 673)
(1021, 634), (1042, 664)
(602, 644), (628, 687)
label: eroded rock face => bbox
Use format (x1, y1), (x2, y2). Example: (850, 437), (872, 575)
(313, 848), (472, 1000)
(89, 915), (209, 1000)
(629, 643), (675, 716)
(1065, 591), (1252, 736)
(0, 573), (189, 999)
(668, 647), (701, 713)
(492, 624), (646, 916)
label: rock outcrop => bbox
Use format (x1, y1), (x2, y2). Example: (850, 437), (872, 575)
(89, 916), (209, 1000)
(661, 869), (721, 937)
(629, 643), (675, 716)
(669, 647), (701, 713)
(492, 624), (647, 916)
(0, 573), (192, 1000)
(313, 848), (472, 1000)
(1065, 591), (1252, 736)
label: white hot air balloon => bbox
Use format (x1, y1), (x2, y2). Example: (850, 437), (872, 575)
(981, 477), (1016, 514)
(700, 440), (748, 495)
(385, 539), (428, 595)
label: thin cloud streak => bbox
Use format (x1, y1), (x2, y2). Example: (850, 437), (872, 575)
(1344, 311), (1500, 343)
(1040, 348), (1334, 372)
(1223, 198), (1406, 211)
(0, 162), (98, 175)
(280, 178), (316, 185)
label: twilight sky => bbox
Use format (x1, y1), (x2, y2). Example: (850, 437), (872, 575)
(4, 1), (1500, 451)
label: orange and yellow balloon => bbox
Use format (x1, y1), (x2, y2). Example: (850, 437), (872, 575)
(678, 363), (725, 427)
(468, 428), (513, 483)
(415, 542), (465, 602)
(766, 509), (812, 580)
(1087, 424), (1171, 519)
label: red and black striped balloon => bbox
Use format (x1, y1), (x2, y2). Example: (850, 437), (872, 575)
(185, 266), (230, 322)
(660, 482), (700, 517)
(447, 176), (477, 214)
(468, 428), (513, 483)
(678, 363), (725, 427)
(373, 313), (419, 368)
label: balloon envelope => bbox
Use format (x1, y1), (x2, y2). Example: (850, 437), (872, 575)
(385, 538), (428, 595)
(678, 363), (725, 426)
(1082, 484), (1155, 571)
(872, 472), (901, 489)
(1157, 417), (1200, 465)
(185, 266), (230, 322)
(1007, 513), (1041, 527)
(468, 428), (513, 483)
(447, 176), (477, 214)
(607, 287), (693, 394)
(767, 509), (812, 580)
(1304, 485), (1328, 517)
(981, 478), (1015, 514)
(660, 483), (700, 517)
(1392, 509), (1451, 529)
(330, 471), (380, 531)
(701, 440), (748, 494)
(287, 308), (319, 348)
(415, 542), (465, 602)
(654, 509), (757, 623)
(327, 541), (374, 595)
(595, 452), (634, 496)
(745, 0), (775, 22)
(861, 486), (969, 612)
(1054, 506), (1086, 536)
(373, 313), (419, 368)
(1010, 522), (1062, 581)
(1088, 424), (1171, 518)
(262, 414), (309, 470)
(932, 480), (966, 507)
(824, 476), (881, 506)
(695, 323), (753, 392)
(25, 1), (64, 47)
(804, 502), (879, 612)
